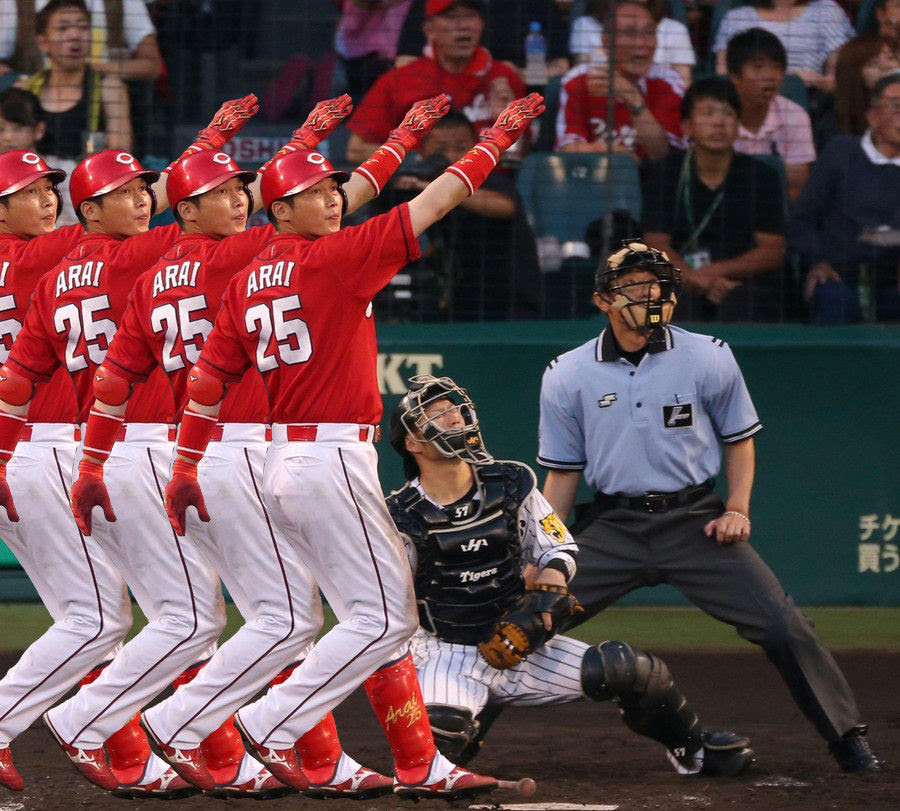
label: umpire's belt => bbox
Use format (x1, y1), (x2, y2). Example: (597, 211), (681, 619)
(594, 480), (714, 513)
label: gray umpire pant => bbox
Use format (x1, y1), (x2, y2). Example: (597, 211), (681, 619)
(567, 491), (860, 744)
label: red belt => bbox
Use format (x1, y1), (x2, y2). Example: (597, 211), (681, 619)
(285, 424), (379, 442)
(116, 425), (177, 441)
(209, 425), (273, 442)
(19, 425), (81, 442)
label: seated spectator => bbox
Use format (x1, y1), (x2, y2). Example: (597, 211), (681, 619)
(569, 0), (696, 86)
(379, 110), (542, 320)
(395, 0), (571, 77)
(642, 76), (786, 322)
(789, 74), (900, 323)
(727, 27), (815, 201)
(21, 0), (132, 159)
(346, 0), (525, 162)
(714, 0), (855, 92)
(334, 0), (413, 99)
(0, 85), (77, 224)
(0, 0), (163, 80)
(834, 34), (900, 134)
(555, 1), (683, 161)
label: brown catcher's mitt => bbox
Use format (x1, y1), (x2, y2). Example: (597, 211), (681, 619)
(478, 584), (583, 669)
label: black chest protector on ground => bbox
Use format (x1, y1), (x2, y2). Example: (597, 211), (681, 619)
(388, 462), (535, 645)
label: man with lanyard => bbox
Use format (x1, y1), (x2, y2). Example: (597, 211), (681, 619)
(538, 240), (879, 773)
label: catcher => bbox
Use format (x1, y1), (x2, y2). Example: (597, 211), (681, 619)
(387, 375), (753, 776)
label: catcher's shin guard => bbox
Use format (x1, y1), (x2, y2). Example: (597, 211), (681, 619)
(426, 706), (479, 763)
(364, 654), (436, 784)
(582, 641), (703, 756)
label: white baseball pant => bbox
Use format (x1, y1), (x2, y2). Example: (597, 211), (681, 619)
(236, 423), (418, 748)
(143, 424), (319, 748)
(46, 424), (223, 748)
(0, 424), (131, 746)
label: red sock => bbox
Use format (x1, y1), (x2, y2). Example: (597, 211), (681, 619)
(173, 662), (246, 786)
(364, 654), (435, 784)
(80, 666), (151, 785)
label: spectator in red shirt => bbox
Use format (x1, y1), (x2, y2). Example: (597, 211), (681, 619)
(555, 0), (683, 161)
(346, 0), (524, 162)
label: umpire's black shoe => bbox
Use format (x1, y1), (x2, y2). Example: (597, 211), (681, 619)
(830, 725), (881, 773)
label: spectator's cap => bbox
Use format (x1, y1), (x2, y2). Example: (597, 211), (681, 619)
(167, 151), (256, 210)
(426, 0), (486, 19)
(0, 149), (65, 198)
(260, 149), (350, 215)
(70, 149), (159, 216)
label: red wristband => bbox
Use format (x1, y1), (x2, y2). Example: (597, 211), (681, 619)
(175, 408), (217, 463)
(81, 408), (124, 464)
(0, 411), (27, 464)
(352, 142), (405, 195)
(444, 144), (498, 196)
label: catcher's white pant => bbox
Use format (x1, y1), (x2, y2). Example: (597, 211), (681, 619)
(46, 425), (223, 748)
(236, 424), (418, 748)
(0, 425), (131, 746)
(410, 629), (589, 714)
(143, 425), (319, 749)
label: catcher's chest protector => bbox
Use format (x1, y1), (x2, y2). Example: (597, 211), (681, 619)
(389, 462), (532, 645)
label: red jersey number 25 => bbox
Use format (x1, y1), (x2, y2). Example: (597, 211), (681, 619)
(54, 294), (117, 372)
(245, 294), (311, 372)
(151, 295), (214, 372)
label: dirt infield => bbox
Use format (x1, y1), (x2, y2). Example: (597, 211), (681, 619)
(0, 650), (896, 810)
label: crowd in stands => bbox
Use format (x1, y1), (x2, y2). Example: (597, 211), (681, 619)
(0, 0), (897, 324)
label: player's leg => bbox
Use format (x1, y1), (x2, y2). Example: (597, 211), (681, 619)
(0, 434), (131, 788)
(660, 492), (874, 769)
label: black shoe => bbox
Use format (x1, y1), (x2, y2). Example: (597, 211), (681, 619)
(668, 731), (753, 777)
(830, 725), (881, 773)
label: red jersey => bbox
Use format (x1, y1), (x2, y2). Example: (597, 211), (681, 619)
(198, 204), (420, 425)
(348, 47), (525, 143)
(555, 64), (684, 157)
(104, 226), (275, 423)
(7, 225), (180, 424)
(1, 227), (83, 423)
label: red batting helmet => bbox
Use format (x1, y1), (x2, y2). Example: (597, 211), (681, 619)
(70, 149), (160, 218)
(0, 150), (67, 197)
(166, 150), (256, 210)
(260, 149), (350, 215)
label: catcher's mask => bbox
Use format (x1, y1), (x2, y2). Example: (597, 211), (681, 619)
(595, 240), (682, 345)
(390, 374), (493, 478)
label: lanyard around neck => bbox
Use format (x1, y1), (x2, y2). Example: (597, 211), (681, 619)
(675, 150), (726, 252)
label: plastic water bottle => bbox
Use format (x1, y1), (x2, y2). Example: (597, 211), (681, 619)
(524, 21), (548, 87)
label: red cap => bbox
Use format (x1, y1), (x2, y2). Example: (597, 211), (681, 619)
(260, 149), (350, 212)
(0, 150), (66, 197)
(69, 149), (159, 215)
(167, 150), (256, 209)
(426, 0), (484, 18)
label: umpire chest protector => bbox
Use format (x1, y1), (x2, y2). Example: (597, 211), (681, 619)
(389, 462), (533, 645)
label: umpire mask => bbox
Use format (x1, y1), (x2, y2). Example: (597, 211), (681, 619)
(596, 241), (682, 346)
(390, 375), (493, 473)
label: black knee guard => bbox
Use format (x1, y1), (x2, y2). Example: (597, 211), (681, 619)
(582, 640), (703, 755)
(426, 705), (480, 763)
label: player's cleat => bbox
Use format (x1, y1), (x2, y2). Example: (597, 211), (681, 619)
(207, 767), (295, 800)
(667, 730), (754, 777)
(394, 765), (498, 801)
(42, 712), (118, 792)
(0, 746), (24, 791)
(139, 715), (215, 791)
(304, 765), (394, 799)
(233, 713), (309, 792)
(829, 724), (881, 773)
(113, 767), (198, 799)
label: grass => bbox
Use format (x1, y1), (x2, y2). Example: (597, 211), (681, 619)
(1, 603), (897, 653)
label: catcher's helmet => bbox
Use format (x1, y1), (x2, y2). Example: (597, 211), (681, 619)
(70, 149), (159, 218)
(0, 150), (66, 221)
(390, 375), (492, 480)
(166, 150), (256, 211)
(595, 240), (682, 335)
(260, 149), (349, 217)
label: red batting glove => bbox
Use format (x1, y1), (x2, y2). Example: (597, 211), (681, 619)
(164, 458), (210, 536)
(167, 94), (259, 172)
(70, 457), (115, 536)
(0, 466), (18, 523)
(387, 93), (451, 151)
(479, 92), (546, 152)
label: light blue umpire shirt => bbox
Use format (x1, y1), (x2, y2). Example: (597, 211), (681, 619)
(538, 325), (763, 497)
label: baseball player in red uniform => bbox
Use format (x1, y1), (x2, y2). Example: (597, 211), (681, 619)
(163, 93), (545, 801)
(0, 97), (261, 798)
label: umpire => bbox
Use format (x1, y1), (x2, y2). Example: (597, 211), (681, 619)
(538, 241), (879, 773)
